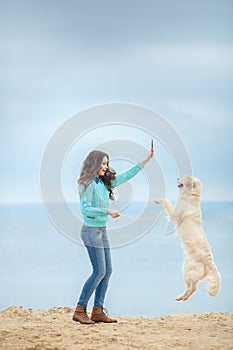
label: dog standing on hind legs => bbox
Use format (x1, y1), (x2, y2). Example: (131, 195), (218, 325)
(155, 176), (221, 301)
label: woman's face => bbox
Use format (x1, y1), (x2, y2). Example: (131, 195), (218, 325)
(97, 156), (108, 177)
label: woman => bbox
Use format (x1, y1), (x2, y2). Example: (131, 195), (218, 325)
(73, 148), (154, 324)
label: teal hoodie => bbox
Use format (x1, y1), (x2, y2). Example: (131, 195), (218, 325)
(79, 162), (144, 227)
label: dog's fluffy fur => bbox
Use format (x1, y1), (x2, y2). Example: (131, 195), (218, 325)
(155, 176), (221, 301)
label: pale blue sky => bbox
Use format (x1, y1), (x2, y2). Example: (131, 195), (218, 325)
(1, 0), (233, 203)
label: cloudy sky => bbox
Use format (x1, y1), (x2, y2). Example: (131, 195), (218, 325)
(1, 0), (233, 203)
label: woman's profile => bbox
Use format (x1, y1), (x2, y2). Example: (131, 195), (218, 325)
(73, 148), (154, 324)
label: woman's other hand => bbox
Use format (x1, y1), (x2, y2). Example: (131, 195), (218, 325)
(107, 209), (121, 218)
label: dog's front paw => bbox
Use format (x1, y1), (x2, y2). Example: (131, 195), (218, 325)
(154, 199), (164, 205)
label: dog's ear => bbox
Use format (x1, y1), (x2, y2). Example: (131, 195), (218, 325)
(192, 179), (201, 188)
(192, 179), (202, 197)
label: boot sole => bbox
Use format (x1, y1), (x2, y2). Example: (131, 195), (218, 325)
(91, 320), (117, 323)
(72, 317), (95, 324)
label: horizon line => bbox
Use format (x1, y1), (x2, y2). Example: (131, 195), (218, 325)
(0, 199), (232, 206)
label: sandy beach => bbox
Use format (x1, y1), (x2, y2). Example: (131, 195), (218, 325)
(0, 307), (232, 350)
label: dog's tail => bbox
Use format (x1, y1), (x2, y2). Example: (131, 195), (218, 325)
(207, 262), (221, 297)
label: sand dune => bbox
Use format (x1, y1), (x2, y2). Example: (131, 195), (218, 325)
(0, 306), (232, 350)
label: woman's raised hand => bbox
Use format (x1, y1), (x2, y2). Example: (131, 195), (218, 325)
(141, 148), (154, 166)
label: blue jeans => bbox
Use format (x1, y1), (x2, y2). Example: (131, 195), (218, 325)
(78, 225), (113, 307)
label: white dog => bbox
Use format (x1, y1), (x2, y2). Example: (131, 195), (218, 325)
(155, 176), (221, 301)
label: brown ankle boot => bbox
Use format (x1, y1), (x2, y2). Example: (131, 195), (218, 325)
(91, 307), (117, 323)
(72, 304), (95, 324)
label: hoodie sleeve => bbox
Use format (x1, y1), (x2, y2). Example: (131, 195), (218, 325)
(110, 163), (144, 188)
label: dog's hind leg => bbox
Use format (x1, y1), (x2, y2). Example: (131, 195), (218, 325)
(175, 277), (198, 301)
(175, 259), (205, 301)
(206, 262), (221, 297)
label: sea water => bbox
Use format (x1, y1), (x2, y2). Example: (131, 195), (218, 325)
(0, 202), (232, 317)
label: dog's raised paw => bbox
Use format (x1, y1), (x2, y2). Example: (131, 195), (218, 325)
(154, 199), (163, 205)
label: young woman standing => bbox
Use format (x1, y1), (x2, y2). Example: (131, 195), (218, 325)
(73, 148), (154, 324)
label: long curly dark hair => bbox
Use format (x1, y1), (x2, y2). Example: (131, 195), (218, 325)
(78, 150), (116, 200)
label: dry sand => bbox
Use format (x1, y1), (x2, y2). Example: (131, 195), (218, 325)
(0, 306), (232, 350)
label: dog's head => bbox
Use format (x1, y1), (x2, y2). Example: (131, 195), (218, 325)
(177, 176), (202, 198)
